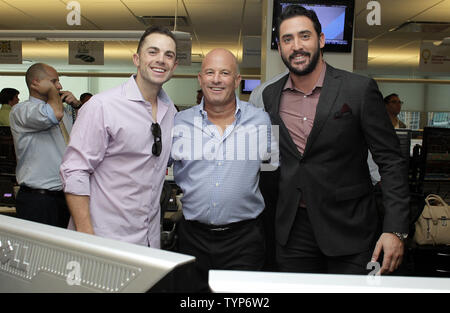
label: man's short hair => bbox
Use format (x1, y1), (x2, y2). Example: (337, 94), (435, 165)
(277, 5), (322, 42)
(384, 93), (399, 104)
(136, 25), (177, 57)
(0, 88), (19, 104)
(25, 63), (50, 89)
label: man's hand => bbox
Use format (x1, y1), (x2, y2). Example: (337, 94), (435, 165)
(371, 233), (404, 274)
(60, 91), (82, 108)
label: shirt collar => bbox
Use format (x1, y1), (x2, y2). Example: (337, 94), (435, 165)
(29, 96), (47, 104)
(124, 75), (171, 108)
(198, 95), (242, 118)
(283, 61), (327, 92)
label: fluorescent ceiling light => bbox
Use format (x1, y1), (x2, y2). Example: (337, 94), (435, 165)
(0, 30), (191, 41)
(433, 37), (450, 46)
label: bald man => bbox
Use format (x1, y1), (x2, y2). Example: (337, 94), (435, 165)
(171, 48), (279, 292)
(10, 63), (81, 228)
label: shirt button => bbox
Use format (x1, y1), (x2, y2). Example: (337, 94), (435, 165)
(303, 117), (307, 121)
(218, 162), (222, 166)
(304, 95), (307, 98)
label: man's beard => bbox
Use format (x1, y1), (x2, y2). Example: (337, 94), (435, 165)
(281, 45), (321, 77)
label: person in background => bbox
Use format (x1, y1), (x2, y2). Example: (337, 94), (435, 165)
(258, 5), (410, 275)
(0, 88), (20, 126)
(384, 93), (407, 129)
(79, 92), (93, 105)
(10, 63), (81, 227)
(172, 48), (279, 292)
(60, 26), (178, 247)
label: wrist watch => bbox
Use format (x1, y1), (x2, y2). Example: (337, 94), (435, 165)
(392, 232), (408, 242)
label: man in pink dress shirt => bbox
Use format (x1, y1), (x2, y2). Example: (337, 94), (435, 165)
(60, 26), (178, 247)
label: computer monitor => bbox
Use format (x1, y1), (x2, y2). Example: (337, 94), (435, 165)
(240, 79), (261, 94)
(271, 0), (355, 52)
(0, 126), (16, 175)
(209, 270), (450, 293)
(0, 215), (195, 292)
(421, 127), (450, 182)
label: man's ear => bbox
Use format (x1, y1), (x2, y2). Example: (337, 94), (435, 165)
(234, 74), (242, 89)
(132, 53), (139, 67)
(172, 59), (178, 72)
(319, 32), (325, 49)
(29, 78), (39, 89)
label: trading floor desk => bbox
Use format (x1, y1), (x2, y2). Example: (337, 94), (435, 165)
(0, 214), (195, 293)
(209, 270), (450, 293)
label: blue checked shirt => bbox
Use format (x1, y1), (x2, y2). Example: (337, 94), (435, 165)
(171, 97), (279, 225)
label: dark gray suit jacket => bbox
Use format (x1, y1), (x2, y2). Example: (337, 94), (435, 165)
(261, 64), (410, 256)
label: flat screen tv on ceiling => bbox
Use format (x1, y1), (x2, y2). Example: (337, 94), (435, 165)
(271, 0), (355, 53)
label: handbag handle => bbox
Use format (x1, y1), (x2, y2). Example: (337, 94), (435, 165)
(425, 194), (450, 222)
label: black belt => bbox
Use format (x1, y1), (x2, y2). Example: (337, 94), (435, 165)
(185, 216), (258, 232)
(19, 185), (64, 196)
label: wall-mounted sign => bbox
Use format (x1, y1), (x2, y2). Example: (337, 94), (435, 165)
(176, 38), (192, 66)
(241, 37), (261, 68)
(419, 41), (450, 72)
(69, 41), (104, 65)
(0, 41), (22, 64)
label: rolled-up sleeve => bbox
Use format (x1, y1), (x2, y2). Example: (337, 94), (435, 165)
(60, 97), (108, 196)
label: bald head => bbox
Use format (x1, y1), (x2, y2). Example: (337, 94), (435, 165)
(25, 63), (55, 89)
(202, 48), (239, 74)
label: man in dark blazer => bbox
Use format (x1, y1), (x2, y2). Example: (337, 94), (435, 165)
(260, 5), (410, 274)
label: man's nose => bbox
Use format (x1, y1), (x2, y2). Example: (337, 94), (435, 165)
(212, 73), (221, 83)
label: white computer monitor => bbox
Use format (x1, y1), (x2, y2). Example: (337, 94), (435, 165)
(0, 214), (194, 293)
(209, 270), (450, 293)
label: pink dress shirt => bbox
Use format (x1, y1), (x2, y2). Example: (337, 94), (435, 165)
(60, 75), (176, 247)
(279, 62), (326, 154)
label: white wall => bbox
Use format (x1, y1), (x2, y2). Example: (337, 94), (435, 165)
(377, 82), (425, 112)
(376, 78), (450, 112)
(0, 76), (28, 103)
(426, 82), (450, 112)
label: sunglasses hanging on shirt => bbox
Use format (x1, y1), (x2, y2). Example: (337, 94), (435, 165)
(151, 122), (162, 156)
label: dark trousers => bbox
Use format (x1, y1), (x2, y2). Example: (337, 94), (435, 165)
(175, 216), (266, 292)
(276, 207), (373, 275)
(15, 188), (70, 228)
